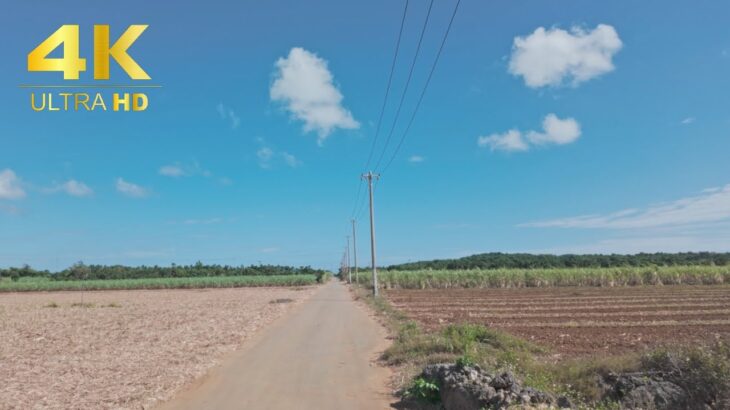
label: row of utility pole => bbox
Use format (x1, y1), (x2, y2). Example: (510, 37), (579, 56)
(343, 172), (379, 297)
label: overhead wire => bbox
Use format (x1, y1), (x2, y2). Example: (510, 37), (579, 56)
(380, 0), (461, 175)
(350, 0), (410, 220)
(372, 0), (435, 171)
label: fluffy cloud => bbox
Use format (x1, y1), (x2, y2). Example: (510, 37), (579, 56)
(520, 184), (730, 229)
(270, 47), (359, 143)
(477, 114), (580, 152)
(478, 130), (528, 152)
(159, 165), (185, 177)
(408, 155), (425, 163)
(509, 24), (622, 88)
(257, 147), (301, 169)
(115, 178), (148, 198)
(526, 114), (581, 145)
(217, 103), (240, 129)
(0, 169), (25, 199)
(50, 180), (93, 197)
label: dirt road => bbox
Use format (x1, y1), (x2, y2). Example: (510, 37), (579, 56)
(157, 281), (393, 409)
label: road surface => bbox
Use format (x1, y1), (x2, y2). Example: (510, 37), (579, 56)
(157, 280), (393, 409)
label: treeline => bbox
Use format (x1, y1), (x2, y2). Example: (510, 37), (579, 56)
(387, 252), (730, 271)
(0, 262), (328, 281)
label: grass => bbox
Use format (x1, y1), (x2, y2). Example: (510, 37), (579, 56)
(353, 283), (730, 408)
(361, 265), (730, 289)
(70, 302), (96, 308)
(0, 274), (317, 292)
(270, 298), (294, 304)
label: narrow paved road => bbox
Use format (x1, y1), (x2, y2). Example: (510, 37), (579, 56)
(157, 281), (393, 410)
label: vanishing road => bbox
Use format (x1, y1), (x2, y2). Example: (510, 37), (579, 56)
(158, 280), (393, 409)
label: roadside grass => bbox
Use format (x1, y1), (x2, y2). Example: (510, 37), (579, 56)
(353, 284), (730, 408)
(0, 274), (318, 292)
(70, 302), (96, 308)
(362, 265), (730, 289)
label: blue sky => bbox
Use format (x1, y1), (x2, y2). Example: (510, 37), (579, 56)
(2, 0), (730, 270)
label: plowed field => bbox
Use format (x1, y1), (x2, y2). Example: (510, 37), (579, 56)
(386, 285), (730, 356)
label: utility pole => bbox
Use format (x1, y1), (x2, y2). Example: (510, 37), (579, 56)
(346, 236), (351, 284)
(361, 171), (380, 297)
(351, 219), (358, 284)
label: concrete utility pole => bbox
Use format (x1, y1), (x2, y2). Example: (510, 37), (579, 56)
(361, 171), (380, 297)
(346, 236), (351, 284)
(351, 219), (358, 284)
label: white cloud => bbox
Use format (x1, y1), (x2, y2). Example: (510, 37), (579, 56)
(159, 165), (185, 177)
(256, 143), (302, 169)
(58, 180), (92, 197)
(159, 162), (212, 178)
(478, 129), (528, 152)
(509, 24), (623, 88)
(115, 178), (148, 198)
(182, 218), (223, 225)
(408, 155), (425, 163)
(257, 147), (274, 169)
(281, 152), (301, 168)
(217, 103), (240, 129)
(270, 47), (359, 143)
(478, 114), (581, 152)
(526, 114), (581, 145)
(681, 117), (695, 125)
(520, 184), (730, 229)
(0, 169), (25, 200)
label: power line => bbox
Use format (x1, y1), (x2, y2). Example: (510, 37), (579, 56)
(380, 0), (461, 175)
(373, 0), (435, 171)
(363, 0), (410, 171)
(351, 0), (410, 220)
(349, 179), (365, 219)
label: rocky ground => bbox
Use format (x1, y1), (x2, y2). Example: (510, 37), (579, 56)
(415, 363), (572, 409)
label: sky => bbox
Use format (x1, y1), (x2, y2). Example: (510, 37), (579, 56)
(1, 0), (730, 271)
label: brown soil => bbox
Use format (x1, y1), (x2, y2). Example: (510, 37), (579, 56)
(385, 285), (730, 356)
(0, 287), (316, 410)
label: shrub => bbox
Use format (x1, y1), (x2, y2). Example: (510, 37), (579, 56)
(405, 377), (440, 404)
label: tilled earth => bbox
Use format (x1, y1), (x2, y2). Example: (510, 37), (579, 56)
(0, 286), (315, 410)
(385, 285), (730, 356)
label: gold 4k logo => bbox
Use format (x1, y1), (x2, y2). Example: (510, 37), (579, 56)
(25, 25), (156, 112)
